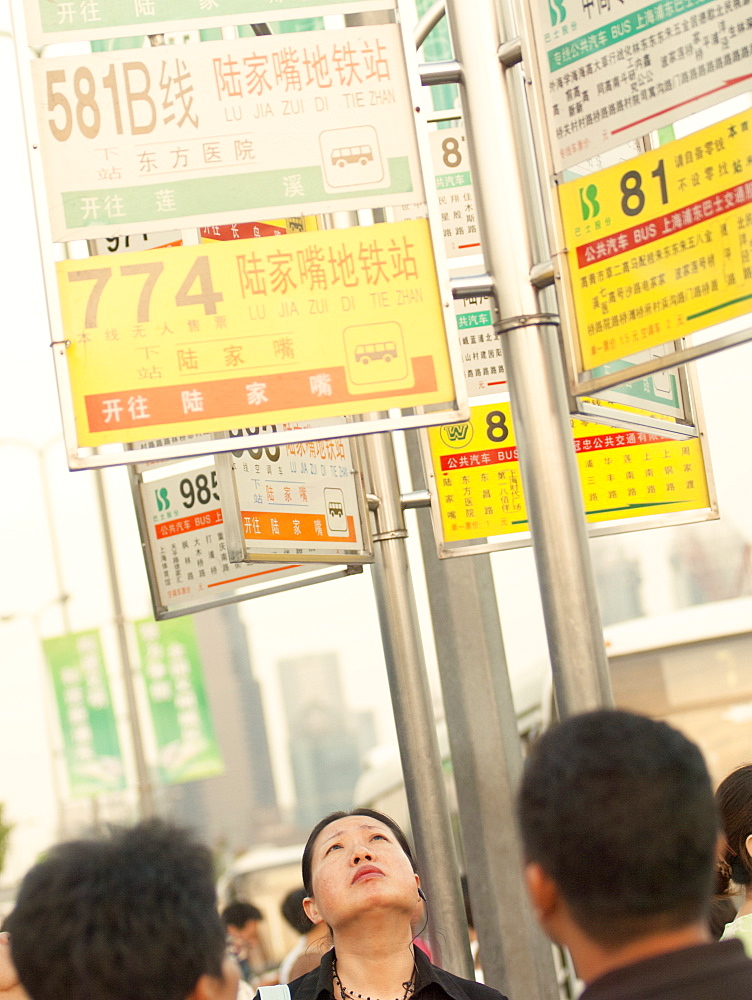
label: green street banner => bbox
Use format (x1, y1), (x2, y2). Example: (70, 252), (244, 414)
(43, 631), (126, 797)
(135, 617), (224, 785)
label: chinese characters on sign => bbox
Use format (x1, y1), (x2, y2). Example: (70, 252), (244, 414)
(393, 127), (482, 262)
(454, 296), (507, 396)
(42, 631), (125, 797)
(526, 0), (752, 172)
(430, 128), (482, 259)
(138, 454), (337, 617)
(557, 108), (752, 370)
(216, 420), (370, 563)
(427, 401), (711, 550)
(22, 0), (395, 45)
(57, 220), (457, 446)
(30, 26), (423, 240)
(135, 616), (224, 784)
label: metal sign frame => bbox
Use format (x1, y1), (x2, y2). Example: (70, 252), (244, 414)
(214, 424), (373, 565)
(514, 0), (752, 398)
(520, 0), (752, 175)
(9, 3), (471, 470)
(21, 0), (395, 46)
(129, 453), (364, 619)
(420, 369), (718, 559)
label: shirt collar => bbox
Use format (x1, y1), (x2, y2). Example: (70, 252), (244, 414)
(309, 945), (472, 1000)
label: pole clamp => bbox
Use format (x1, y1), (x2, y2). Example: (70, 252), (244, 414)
(372, 528), (409, 543)
(494, 312), (560, 334)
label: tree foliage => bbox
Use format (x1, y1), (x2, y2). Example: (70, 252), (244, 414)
(0, 803), (14, 878)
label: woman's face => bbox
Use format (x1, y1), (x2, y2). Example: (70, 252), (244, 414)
(303, 815), (420, 930)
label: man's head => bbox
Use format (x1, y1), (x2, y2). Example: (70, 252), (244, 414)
(7, 819), (238, 1000)
(517, 709), (718, 952)
(220, 901), (263, 947)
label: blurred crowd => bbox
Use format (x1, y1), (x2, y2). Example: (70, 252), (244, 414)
(0, 709), (751, 1000)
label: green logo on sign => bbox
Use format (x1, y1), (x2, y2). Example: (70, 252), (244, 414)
(155, 487), (170, 512)
(579, 183), (600, 221)
(440, 423), (474, 449)
(549, 0), (566, 26)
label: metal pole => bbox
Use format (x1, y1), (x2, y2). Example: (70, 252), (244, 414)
(444, 0), (613, 715)
(405, 436), (559, 1000)
(322, 59), (472, 958)
(94, 469), (155, 819)
(363, 425), (474, 978)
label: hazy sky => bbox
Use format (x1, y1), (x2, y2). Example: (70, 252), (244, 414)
(1, 1), (750, 888)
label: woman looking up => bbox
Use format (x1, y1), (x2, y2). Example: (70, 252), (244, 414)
(716, 764), (752, 957)
(265, 808), (507, 1000)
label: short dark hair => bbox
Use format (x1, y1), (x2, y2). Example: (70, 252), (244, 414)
(281, 888), (314, 936)
(220, 901), (263, 929)
(302, 809), (417, 896)
(716, 763), (752, 891)
(8, 819), (226, 1000)
(517, 709), (718, 948)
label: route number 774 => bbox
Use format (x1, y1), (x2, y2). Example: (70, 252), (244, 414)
(65, 255), (222, 327)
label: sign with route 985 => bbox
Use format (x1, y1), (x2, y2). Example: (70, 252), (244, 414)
(134, 451), (363, 618)
(556, 107), (752, 372)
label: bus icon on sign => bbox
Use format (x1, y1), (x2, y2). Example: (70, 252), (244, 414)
(324, 488), (348, 535)
(332, 145), (374, 167)
(320, 126), (384, 190)
(354, 341), (398, 365)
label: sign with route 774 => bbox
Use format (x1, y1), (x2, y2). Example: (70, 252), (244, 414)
(56, 219), (460, 447)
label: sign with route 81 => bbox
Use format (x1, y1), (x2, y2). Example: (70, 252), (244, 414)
(557, 107), (752, 371)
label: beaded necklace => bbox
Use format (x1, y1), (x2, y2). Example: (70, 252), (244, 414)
(332, 957), (416, 1000)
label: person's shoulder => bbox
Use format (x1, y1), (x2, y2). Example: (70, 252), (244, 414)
(287, 949), (334, 1000)
(420, 956), (507, 1000)
(440, 971), (506, 1000)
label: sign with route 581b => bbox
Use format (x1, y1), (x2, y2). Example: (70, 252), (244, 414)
(21, 0), (394, 46)
(556, 107), (752, 372)
(29, 25), (423, 241)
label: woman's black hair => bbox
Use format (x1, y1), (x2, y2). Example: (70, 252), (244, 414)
(302, 808), (417, 897)
(716, 763), (752, 894)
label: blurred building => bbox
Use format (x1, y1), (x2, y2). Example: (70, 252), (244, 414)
(277, 653), (377, 830)
(160, 604), (279, 852)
